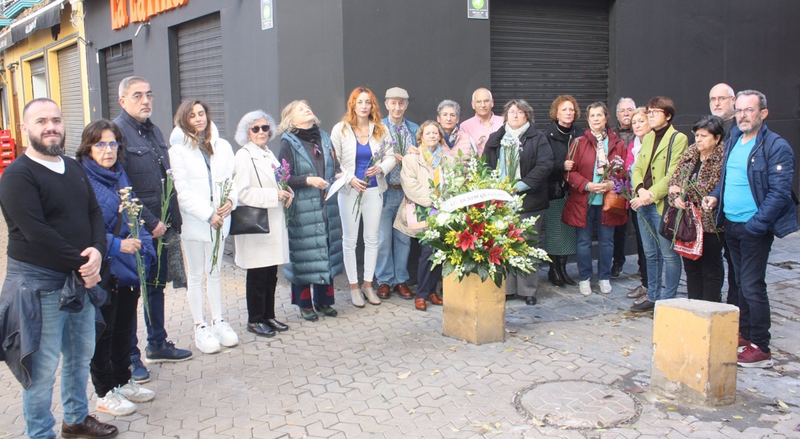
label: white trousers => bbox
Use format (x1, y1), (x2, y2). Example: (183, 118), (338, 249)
(338, 187), (382, 284)
(182, 238), (224, 325)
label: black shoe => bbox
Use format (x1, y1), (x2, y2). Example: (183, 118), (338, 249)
(266, 318), (289, 332)
(314, 303), (338, 317)
(629, 299), (655, 313)
(300, 307), (319, 321)
(559, 257), (577, 286)
(144, 340), (192, 364)
(548, 258), (565, 287)
(247, 322), (276, 337)
(611, 263), (623, 278)
(505, 294), (517, 301)
(61, 415), (118, 439)
(129, 359), (150, 384)
(525, 296), (537, 306)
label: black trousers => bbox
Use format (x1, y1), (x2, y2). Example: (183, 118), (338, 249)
(91, 286), (139, 398)
(416, 241), (442, 299)
(683, 232), (724, 302)
(630, 209), (648, 287)
(613, 223), (627, 265)
(246, 266), (278, 323)
(722, 239), (739, 306)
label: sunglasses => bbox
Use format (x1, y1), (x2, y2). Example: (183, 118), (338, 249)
(250, 125), (270, 134)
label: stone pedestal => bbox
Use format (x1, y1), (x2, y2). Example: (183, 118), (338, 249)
(651, 298), (739, 406)
(442, 273), (505, 345)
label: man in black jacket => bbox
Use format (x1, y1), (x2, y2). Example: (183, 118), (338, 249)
(114, 77), (191, 382)
(0, 98), (118, 439)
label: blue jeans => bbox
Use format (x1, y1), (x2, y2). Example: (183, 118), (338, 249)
(23, 287), (95, 439)
(725, 220), (773, 354)
(131, 247), (168, 361)
(576, 205), (614, 281)
(637, 204), (682, 302)
(375, 188), (411, 286)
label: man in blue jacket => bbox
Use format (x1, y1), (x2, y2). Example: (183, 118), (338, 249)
(703, 90), (798, 368)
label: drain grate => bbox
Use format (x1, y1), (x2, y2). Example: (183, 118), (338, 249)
(513, 380), (642, 429)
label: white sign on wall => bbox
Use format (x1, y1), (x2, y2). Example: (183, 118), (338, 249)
(261, 0), (274, 30)
(468, 0), (489, 19)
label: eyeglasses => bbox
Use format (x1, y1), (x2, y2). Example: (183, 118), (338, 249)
(313, 143), (322, 157)
(645, 109), (665, 116)
(93, 142), (120, 151)
(124, 92), (154, 102)
(250, 125), (270, 133)
(507, 110), (526, 116)
(734, 107), (760, 117)
(709, 96), (733, 104)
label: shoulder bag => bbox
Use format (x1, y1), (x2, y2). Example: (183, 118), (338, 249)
(98, 209), (123, 293)
(229, 154), (270, 235)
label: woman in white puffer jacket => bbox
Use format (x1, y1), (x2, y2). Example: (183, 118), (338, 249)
(169, 99), (238, 355)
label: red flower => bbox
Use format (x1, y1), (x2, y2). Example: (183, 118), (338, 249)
(468, 221), (485, 237)
(455, 229), (478, 251)
(483, 238), (495, 249)
(508, 223), (524, 241)
(488, 246), (504, 265)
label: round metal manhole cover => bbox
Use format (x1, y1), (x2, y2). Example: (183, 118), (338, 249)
(514, 380), (641, 429)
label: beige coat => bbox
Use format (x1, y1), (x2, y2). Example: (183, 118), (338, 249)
(330, 120), (396, 195)
(394, 153), (452, 237)
(232, 142), (290, 269)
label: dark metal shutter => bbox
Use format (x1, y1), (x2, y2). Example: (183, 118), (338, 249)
(103, 41), (134, 119)
(177, 13), (225, 137)
(490, 0), (609, 128)
(29, 57), (45, 75)
(57, 44), (84, 157)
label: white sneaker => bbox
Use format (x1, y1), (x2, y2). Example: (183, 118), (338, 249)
(195, 324), (221, 354)
(212, 319), (239, 347)
(599, 280), (612, 294)
(96, 388), (137, 416)
(118, 378), (155, 403)
(579, 280), (592, 296)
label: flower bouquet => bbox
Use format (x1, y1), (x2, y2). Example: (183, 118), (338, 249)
(353, 143), (391, 217)
(418, 155), (550, 288)
(209, 176), (235, 274)
(119, 187), (151, 321)
(151, 169), (174, 288)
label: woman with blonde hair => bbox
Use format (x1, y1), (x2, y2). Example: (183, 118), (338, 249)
(331, 87), (396, 308)
(169, 100), (238, 354)
(278, 100), (344, 321)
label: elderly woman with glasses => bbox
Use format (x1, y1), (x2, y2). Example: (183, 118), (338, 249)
(484, 99), (554, 305)
(76, 119), (157, 416)
(232, 111), (293, 338)
(278, 100), (344, 322)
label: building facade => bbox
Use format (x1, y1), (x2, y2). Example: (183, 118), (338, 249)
(82, 0), (800, 183)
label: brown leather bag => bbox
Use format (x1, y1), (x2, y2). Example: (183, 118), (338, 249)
(602, 191), (627, 216)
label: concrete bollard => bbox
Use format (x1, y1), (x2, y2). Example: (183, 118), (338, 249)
(651, 298), (739, 406)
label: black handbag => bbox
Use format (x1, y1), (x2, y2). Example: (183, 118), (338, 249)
(99, 190), (124, 293)
(229, 155), (270, 236)
(659, 203), (697, 243)
(547, 180), (565, 200)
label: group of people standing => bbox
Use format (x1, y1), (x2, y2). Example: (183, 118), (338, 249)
(0, 75), (795, 439)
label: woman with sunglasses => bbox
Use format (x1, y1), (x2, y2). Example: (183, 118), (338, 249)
(76, 119), (157, 416)
(331, 86), (396, 308)
(169, 100), (239, 354)
(232, 111), (293, 337)
(278, 100), (344, 321)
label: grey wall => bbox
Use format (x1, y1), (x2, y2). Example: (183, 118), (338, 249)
(341, 0), (491, 128)
(609, 0), (800, 169)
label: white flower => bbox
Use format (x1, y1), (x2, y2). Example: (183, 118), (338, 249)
(435, 212), (452, 226)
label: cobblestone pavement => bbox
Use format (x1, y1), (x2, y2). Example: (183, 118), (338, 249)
(0, 218), (799, 438)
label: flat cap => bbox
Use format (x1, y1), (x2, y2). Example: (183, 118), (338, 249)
(385, 87), (409, 100)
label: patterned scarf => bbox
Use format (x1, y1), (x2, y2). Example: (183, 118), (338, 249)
(421, 143), (445, 187)
(499, 122), (529, 180)
(593, 129), (609, 175)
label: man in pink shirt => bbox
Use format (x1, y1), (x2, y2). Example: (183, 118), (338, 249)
(459, 88), (505, 156)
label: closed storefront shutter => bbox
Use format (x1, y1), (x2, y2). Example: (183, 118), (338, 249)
(490, 0), (609, 128)
(177, 13), (225, 137)
(103, 41), (134, 119)
(57, 44), (84, 157)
